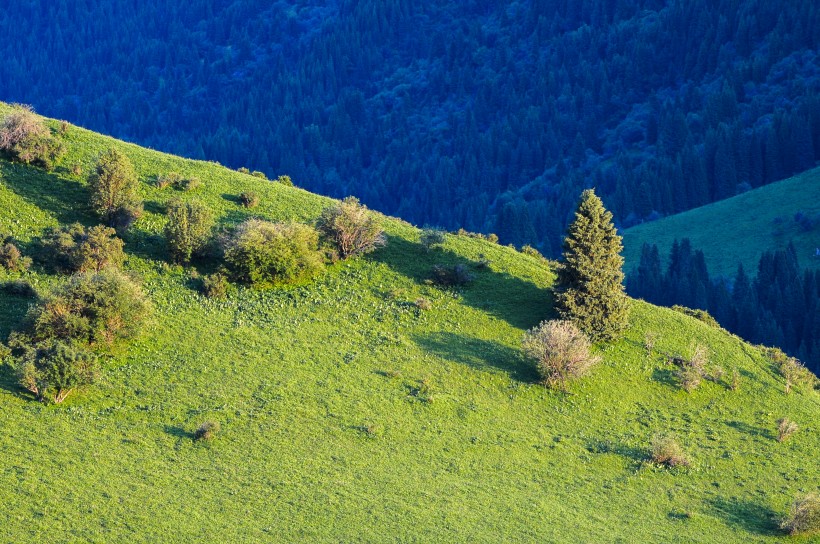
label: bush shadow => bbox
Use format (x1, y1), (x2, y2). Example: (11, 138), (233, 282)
(0, 159), (91, 225)
(372, 235), (552, 330)
(651, 366), (678, 388)
(164, 425), (195, 440)
(585, 439), (647, 468)
(707, 497), (782, 537)
(725, 420), (775, 441)
(414, 331), (539, 383)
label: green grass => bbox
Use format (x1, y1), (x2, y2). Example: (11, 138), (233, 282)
(622, 168), (820, 278)
(0, 104), (818, 542)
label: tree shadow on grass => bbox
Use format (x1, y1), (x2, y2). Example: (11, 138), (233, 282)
(0, 160), (91, 226)
(707, 497), (782, 537)
(414, 331), (539, 383)
(651, 366), (678, 388)
(372, 235), (553, 330)
(0, 290), (32, 342)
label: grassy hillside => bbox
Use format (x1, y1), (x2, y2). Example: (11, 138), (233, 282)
(622, 168), (820, 279)
(0, 105), (818, 543)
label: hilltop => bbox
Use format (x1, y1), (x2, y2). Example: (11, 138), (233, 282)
(0, 105), (818, 542)
(622, 167), (820, 279)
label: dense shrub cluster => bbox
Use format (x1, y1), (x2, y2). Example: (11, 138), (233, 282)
(201, 272), (229, 299)
(522, 320), (600, 390)
(0, 105), (65, 170)
(0, 238), (32, 272)
(88, 148), (143, 230)
(317, 197), (385, 259)
(239, 191), (259, 208)
(650, 433), (690, 468)
(224, 219), (324, 286)
(42, 223), (125, 273)
(420, 228), (446, 252)
(164, 199), (214, 264)
(781, 493), (820, 537)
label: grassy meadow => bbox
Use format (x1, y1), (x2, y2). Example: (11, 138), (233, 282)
(622, 167), (820, 278)
(0, 104), (818, 542)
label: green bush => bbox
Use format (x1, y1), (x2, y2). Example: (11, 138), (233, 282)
(237, 167), (250, 174)
(781, 493), (820, 536)
(522, 319), (600, 390)
(164, 199), (214, 264)
(42, 223), (125, 273)
(195, 421), (221, 441)
(650, 433), (690, 467)
(420, 228), (446, 251)
(763, 347), (818, 393)
(201, 272), (229, 299)
(21, 269), (149, 345)
(224, 219), (325, 286)
(239, 191), (260, 208)
(671, 305), (721, 328)
(671, 345), (708, 392)
(520, 244), (544, 259)
(0, 240), (32, 272)
(317, 197), (386, 259)
(179, 177), (202, 191)
(276, 174), (293, 186)
(0, 105), (65, 170)
(88, 148), (143, 230)
(155, 172), (182, 189)
(12, 339), (99, 403)
(251, 171), (268, 180)
(430, 264), (473, 287)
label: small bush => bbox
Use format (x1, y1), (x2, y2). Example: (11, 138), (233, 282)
(179, 177), (202, 191)
(237, 167), (250, 174)
(70, 164), (83, 176)
(0, 240), (32, 272)
(644, 332), (658, 357)
(194, 421), (221, 441)
(21, 269), (149, 345)
(251, 171), (267, 180)
(239, 191), (260, 208)
(414, 297), (432, 311)
(487, 233), (499, 244)
(730, 369), (740, 391)
(317, 197), (386, 259)
(650, 433), (690, 467)
(201, 272), (229, 299)
(672, 345), (708, 392)
(420, 228), (446, 251)
(276, 174), (293, 186)
(156, 172), (182, 189)
(776, 418), (798, 442)
(88, 148), (143, 229)
(764, 348), (818, 393)
(431, 264), (473, 287)
(0, 105), (65, 170)
(781, 493), (820, 537)
(520, 245), (544, 259)
(164, 199), (214, 264)
(224, 219), (325, 286)
(671, 305), (721, 328)
(11, 339), (99, 403)
(42, 223), (125, 273)
(522, 320), (600, 390)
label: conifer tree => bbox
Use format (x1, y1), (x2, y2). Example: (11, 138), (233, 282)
(555, 189), (629, 341)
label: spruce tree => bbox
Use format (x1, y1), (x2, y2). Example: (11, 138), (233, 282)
(555, 189), (629, 341)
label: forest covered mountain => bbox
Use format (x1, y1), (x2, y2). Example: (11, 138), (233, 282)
(1, 0), (818, 255)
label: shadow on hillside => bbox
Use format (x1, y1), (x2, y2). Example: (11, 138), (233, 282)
(0, 291), (32, 342)
(707, 497), (781, 537)
(725, 420), (775, 441)
(414, 331), (539, 383)
(372, 235), (552, 330)
(0, 160), (91, 225)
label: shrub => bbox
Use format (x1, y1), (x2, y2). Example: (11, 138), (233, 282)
(650, 434), (690, 467)
(195, 421), (220, 441)
(21, 269), (149, 345)
(12, 339), (99, 403)
(276, 174), (293, 186)
(224, 219), (325, 286)
(201, 272), (229, 299)
(88, 148), (143, 229)
(644, 332), (658, 357)
(179, 177), (202, 191)
(317, 196), (386, 259)
(522, 320), (601, 390)
(42, 223), (125, 273)
(414, 297), (432, 311)
(251, 171), (267, 180)
(730, 369), (741, 391)
(237, 167), (250, 174)
(0, 105), (65, 170)
(239, 191), (260, 208)
(764, 348), (818, 393)
(672, 345), (708, 392)
(487, 233), (499, 244)
(671, 305), (721, 329)
(155, 172), (182, 189)
(781, 493), (820, 536)
(430, 264), (474, 287)
(0, 240), (32, 272)
(164, 199), (214, 264)
(520, 244), (544, 259)
(420, 228), (446, 251)
(70, 164), (83, 176)
(776, 418), (798, 442)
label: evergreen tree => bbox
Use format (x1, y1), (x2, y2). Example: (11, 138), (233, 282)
(555, 189), (629, 341)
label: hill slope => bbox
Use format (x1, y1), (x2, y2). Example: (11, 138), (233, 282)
(0, 106), (818, 542)
(622, 167), (820, 279)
